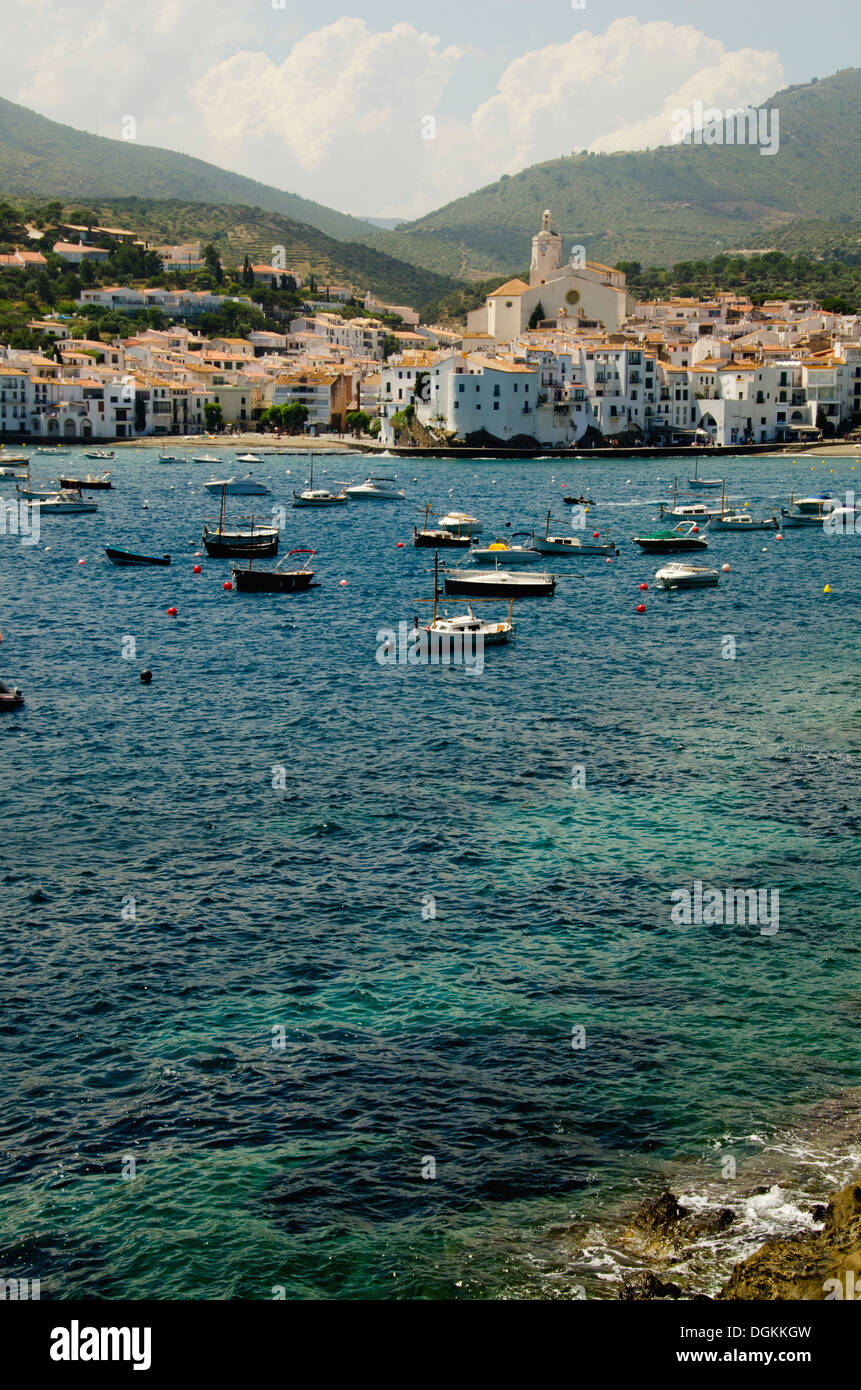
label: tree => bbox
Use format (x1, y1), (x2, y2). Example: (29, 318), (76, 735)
(203, 244), (223, 284)
(134, 395), (147, 433)
(528, 301), (545, 329)
(204, 402), (224, 432)
(242, 255), (254, 288)
(345, 409), (371, 436)
(280, 402), (308, 434)
(381, 334), (399, 361)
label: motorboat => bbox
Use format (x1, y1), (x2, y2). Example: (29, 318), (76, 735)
(0, 682), (24, 710)
(60, 472), (112, 490)
(468, 536), (542, 565)
(0, 451), (30, 464)
(0, 466), (27, 477)
(659, 478), (721, 525)
(231, 548), (317, 593)
(345, 476), (405, 500)
(193, 452), (222, 464)
(35, 447), (70, 455)
(105, 547), (171, 566)
(83, 449), (116, 460)
(203, 475), (271, 496)
(633, 523), (709, 553)
(443, 567), (556, 597)
(159, 452), (184, 463)
(654, 563), (720, 589)
(437, 509), (482, 535)
(236, 452), (263, 464)
(780, 493), (838, 526)
(292, 454), (348, 506)
(708, 512), (777, 531)
(36, 489), (98, 514)
(532, 509), (618, 556)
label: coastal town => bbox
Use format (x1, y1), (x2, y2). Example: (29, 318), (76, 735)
(1, 210), (860, 450)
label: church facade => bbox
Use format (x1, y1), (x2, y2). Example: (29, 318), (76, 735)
(466, 209), (633, 344)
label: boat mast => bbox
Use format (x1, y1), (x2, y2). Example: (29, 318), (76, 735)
(433, 550), (439, 625)
(220, 481), (226, 533)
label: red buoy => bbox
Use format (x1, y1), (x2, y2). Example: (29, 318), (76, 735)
(692, 525), (699, 533)
(339, 579), (348, 587)
(636, 603), (646, 613)
(223, 581), (233, 591)
(167, 606), (178, 616)
(396, 541), (404, 548)
(193, 564), (202, 574)
(639, 582), (648, 590)
(593, 531), (600, 539)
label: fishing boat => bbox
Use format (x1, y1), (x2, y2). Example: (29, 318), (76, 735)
(415, 553), (516, 649)
(687, 459), (723, 490)
(659, 479), (721, 525)
(35, 489), (98, 514)
(0, 682), (24, 710)
(443, 565), (556, 598)
(60, 472), (112, 490)
(202, 484), (279, 558)
(105, 547), (171, 567)
(532, 509), (618, 556)
(468, 535), (542, 565)
(780, 493), (838, 527)
(83, 449), (116, 460)
(292, 454), (348, 506)
(345, 476), (405, 500)
(231, 548), (317, 593)
(633, 522), (709, 553)
(708, 485), (778, 530)
(204, 474), (270, 496)
(654, 562), (720, 590)
(437, 509), (482, 535)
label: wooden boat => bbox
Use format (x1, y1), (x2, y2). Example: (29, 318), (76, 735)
(532, 509), (618, 556)
(60, 472), (112, 489)
(443, 565), (556, 597)
(659, 479), (721, 525)
(654, 563), (720, 590)
(780, 493), (837, 527)
(0, 450), (29, 463)
(633, 523), (709, 553)
(231, 548), (316, 593)
(203, 483), (278, 557)
(413, 504), (473, 547)
(708, 485), (778, 530)
(105, 547), (171, 567)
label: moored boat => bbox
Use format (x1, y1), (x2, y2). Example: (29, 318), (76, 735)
(633, 523), (709, 553)
(468, 536), (542, 565)
(687, 460), (724, 489)
(60, 472), (112, 490)
(36, 489), (98, 514)
(654, 562), (720, 589)
(0, 682), (24, 710)
(532, 509), (618, 556)
(346, 476), (405, 500)
(105, 547), (171, 566)
(443, 566), (556, 598)
(204, 474), (270, 495)
(83, 449), (116, 460)
(780, 493), (838, 527)
(437, 509), (482, 535)
(231, 548), (317, 593)
(291, 454), (348, 506)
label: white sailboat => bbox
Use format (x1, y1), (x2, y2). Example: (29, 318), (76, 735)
(292, 454), (348, 506)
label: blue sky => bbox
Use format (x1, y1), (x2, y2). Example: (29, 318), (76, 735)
(1, 1), (856, 218)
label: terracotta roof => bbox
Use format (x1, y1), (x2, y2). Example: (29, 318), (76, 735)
(487, 279), (530, 298)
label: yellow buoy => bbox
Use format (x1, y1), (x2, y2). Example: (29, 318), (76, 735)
(824, 585), (831, 594)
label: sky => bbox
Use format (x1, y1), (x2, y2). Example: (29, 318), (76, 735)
(1, 1), (858, 220)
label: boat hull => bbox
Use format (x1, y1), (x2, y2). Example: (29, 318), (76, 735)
(60, 478), (113, 490)
(105, 548), (171, 567)
(231, 568), (314, 593)
(634, 536), (708, 553)
(203, 533), (279, 558)
(413, 530), (472, 548)
(443, 570), (556, 597)
(291, 492), (347, 506)
(533, 537), (617, 556)
(708, 517), (777, 531)
(655, 565), (719, 589)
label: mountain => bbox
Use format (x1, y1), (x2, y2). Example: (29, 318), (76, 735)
(398, 69), (861, 273)
(0, 95), (380, 243)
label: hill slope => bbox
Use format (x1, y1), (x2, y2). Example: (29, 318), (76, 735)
(400, 69), (861, 272)
(0, 95), (379, 243)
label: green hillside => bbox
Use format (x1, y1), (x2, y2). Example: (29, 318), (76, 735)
(0, 95), (380, 243)
(400, 69), (861, 273)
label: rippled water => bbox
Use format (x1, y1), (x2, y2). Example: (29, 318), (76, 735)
(1, 447), (859, 1299)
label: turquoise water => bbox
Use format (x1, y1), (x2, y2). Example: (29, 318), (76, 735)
(1, 448), (859, 1299)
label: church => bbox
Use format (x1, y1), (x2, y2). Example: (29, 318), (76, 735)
(466, 209), (633, 344)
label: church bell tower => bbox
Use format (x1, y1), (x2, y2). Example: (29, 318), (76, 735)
(530, 208), (563, 287)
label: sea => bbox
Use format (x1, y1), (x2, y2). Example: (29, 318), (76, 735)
(1, 445), (859, 1300)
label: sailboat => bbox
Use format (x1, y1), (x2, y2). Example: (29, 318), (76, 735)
(532, 509), (619, 556)
(202, 483), (279, 557)
(708, 482), (778, 530)
(687, 458), (724, 490)
(660, 478), (722, 524)
(292, 453), (348, 506)
(414, 553), (516, 649)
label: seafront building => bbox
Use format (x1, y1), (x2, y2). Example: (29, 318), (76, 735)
(1, 208), (860, 442)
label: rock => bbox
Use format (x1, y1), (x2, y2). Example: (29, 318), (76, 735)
(718, 1178), (861, 1300)
(620, 1271), (683, 1300)
(626, 1191), (736, 1253)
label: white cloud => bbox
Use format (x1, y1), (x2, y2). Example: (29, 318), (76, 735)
(0, 8), (785, 218)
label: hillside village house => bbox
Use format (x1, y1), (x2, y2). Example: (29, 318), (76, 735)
(264, 370), (354, 431)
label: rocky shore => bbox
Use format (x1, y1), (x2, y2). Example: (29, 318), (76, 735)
(619, 1178), (861, 1300)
